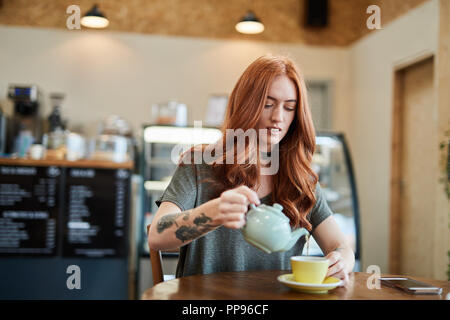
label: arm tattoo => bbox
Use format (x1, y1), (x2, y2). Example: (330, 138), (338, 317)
(175, 226), (203, 242)
(175, 212), (216, 242)
(156, 210), (192, 233)
(193, 213), (213, 226)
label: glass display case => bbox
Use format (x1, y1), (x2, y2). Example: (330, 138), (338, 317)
(309, 132), (361, 271)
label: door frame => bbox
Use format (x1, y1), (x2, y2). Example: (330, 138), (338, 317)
(389, 54), (435, 274)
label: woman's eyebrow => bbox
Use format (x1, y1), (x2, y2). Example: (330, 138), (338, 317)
(267, 95), (297, 103)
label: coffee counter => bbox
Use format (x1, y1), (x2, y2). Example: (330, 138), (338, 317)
(0, 157), (134, 299)
(0, 158), (133, 169)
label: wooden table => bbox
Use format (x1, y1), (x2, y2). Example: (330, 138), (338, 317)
(141, 271), (450, 300)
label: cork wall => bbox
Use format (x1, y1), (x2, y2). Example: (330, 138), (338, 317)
(0, 0), (429, 46)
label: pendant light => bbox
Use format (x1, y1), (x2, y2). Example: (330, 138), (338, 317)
(235, 10), (265, 35)
(81, 4), (109, 29)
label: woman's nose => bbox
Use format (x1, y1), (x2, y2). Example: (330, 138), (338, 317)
(271, 105), (284, 122)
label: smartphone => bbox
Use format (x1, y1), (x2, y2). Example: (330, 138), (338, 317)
(380, 277), (443, 295)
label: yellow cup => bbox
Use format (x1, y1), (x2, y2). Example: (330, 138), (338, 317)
(290, 256), (329, 284)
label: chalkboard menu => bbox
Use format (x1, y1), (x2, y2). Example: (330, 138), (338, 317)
(0, 165), (61, 256)
(0, 162), (131, 258)
(62, 168), (130, 258)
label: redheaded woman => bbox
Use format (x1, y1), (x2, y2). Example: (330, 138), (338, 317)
(148, 54), (354, 286)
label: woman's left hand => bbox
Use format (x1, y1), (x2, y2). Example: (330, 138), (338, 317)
(325, 250), (349, 287)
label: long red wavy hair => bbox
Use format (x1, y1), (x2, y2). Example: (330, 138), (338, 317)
(186, 54), (318, 230)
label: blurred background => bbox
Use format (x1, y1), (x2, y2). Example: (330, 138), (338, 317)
(0, 0), (448, 299)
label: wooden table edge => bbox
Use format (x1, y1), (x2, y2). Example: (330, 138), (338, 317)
(141, 271), (450, 300)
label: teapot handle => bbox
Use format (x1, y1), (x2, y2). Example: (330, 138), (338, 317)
(242, 204), (257, 230)
(248, 203), (263, 213)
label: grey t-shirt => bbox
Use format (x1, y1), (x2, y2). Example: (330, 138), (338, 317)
(155, 162), (333, 278)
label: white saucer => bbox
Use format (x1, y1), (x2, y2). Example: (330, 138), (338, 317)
(277, 274), (342, 294)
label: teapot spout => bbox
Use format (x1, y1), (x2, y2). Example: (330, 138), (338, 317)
(283, 228), (310, 251)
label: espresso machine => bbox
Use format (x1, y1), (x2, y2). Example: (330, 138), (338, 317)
(7, 84), (44, 157)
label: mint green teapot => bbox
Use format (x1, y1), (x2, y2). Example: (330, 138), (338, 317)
(241, 203), (309, 254)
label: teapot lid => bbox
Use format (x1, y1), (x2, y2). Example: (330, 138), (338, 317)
(252, 203), (288, 221)
(273, 203), (283, 211)
(251, 203), (282, 210)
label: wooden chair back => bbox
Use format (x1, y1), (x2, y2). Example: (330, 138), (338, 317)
(146, 224), (164, 286)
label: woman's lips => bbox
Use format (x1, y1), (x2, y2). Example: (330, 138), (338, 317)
(267, 127), (281, 134)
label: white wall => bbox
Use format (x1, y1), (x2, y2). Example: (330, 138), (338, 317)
(348, 0), (439, 273)
(0, 26), (350, 139)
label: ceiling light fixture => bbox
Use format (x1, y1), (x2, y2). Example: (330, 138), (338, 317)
(235, 10), (265, 35)
(81, 4), (109, 29)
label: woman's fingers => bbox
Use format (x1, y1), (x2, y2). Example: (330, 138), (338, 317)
(222, 212), (245, 222)
(218, 202), (248, 214)
(221, 191), (248, 205)
(333, 270), (349, 287)
(216, 211), (246, 229)
(325, 251), (341, 267)
(236, 186), (261, 205)
(326, 260), (345, 277)
(220, 186), (260, 207)
(223, 215), (246, 229)
(219, 186), (260, 230)
(324, 251), (349, 287)
(325, 251), (345, 277)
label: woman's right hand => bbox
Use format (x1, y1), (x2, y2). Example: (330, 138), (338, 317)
(216, 186), (261, 229)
